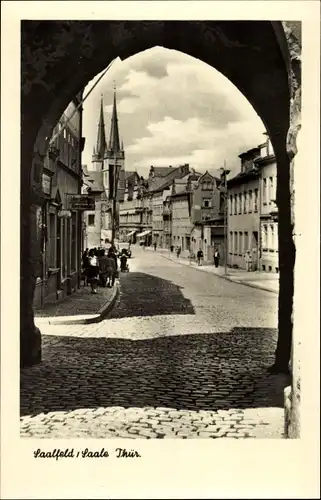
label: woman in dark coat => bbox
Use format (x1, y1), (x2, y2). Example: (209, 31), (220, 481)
(87, 249), (99, 293)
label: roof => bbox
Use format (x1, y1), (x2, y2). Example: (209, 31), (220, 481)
(83, 170), (104, 192)
(227, 167), (259, 187)
(151, 166), (174, 177)
(149, 164), (190, 193)
(125, 171), (136, 180)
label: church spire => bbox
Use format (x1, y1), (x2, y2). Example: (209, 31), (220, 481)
(95, 94), (107, 160)
(108, 83), (121, 152)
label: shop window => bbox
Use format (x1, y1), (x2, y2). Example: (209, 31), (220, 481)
(88, 214), (95, 226)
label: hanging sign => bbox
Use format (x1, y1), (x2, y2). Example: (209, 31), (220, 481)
(67, 195), (95, 211)
(42, 173), (52, 195)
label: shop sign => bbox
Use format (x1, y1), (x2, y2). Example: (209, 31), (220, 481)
(68, 195), (95, 211)
(58, 210), (72, 218)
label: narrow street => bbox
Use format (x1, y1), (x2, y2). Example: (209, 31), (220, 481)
(20, 248), (288, 438)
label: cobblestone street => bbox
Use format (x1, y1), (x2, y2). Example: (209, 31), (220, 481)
(21, 248), (289, 438)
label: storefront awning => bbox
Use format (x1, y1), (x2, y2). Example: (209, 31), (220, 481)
(136, 230), (152, 238)
(127, 230), (137, 237)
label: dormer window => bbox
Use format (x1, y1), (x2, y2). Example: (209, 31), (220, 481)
(202, 181), (212, 190)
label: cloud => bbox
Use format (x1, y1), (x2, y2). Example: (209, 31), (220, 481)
(82, 47), (265, 178)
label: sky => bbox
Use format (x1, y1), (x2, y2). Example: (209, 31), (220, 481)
(82, 46), (266, 178)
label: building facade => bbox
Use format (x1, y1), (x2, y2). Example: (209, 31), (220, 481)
(256, 141), (278, 272)
(227, 137), (278, 272)
(33, 93), (85, 307)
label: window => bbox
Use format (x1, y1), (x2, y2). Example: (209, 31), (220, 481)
(229, 231), (233, 253)
(234, 231), (238, 254)
(239, 193), (242, 214)
(254, 189), (258, 212)
(248, 190), (253, 212)
(243, 192), (247, 213)
(269, 177), (274, 203)
(263, 178), (267, 204)
(203, 198), (212, 208)
(262, 224), (267, 250)
(239, 232), (243, 255)
(234, 194), (237, 215)
(229, 195), (233, 215)
(270, 224), (275, 251)
(244, 231), (248, 252)
(88, 214), (95, 226)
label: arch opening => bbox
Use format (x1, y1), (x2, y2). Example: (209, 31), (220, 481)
(21, 21), (296, 388)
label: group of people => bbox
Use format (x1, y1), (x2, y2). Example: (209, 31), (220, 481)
(82, 245), (130, 294)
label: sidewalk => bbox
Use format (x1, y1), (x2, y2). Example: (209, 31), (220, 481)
(34, 283), (119, 326)
(146, 247), (279, 294)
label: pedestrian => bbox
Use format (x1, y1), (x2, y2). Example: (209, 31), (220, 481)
(170, 245), (174, 253)
(176, 245), (181, 258)
(120, 249), (129, 272)
(214, 248), (220, 268)
(154, 242), (157, 251)
(197, 248), (203, 266)
(87, 249), (99, 294)
(245, 250), (252, 272)
(107, 247), (118, 286)
(106, 248), (117, 287)
(98, 248), (109, 287)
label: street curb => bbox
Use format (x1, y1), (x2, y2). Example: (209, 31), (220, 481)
(159, 254), (278, 295)
(47, 283), (120, 325)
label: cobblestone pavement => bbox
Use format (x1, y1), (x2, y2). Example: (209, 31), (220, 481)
(21, 249), (288, 438)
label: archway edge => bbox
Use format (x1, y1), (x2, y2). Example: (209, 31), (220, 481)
(21, 20), (290, 159)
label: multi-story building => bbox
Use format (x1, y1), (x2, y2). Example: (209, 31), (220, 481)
(227, 147), (261, 270)
(82, 165), (106, 248)
(139, 163), (190, 248)
(33, 93), (85, 307)
(118, 171), (144, 243)
(255, 139), (278, 272)
(227, 135), (278, 272)
(190, 171), (225, 263)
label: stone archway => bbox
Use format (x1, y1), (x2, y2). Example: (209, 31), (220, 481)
(21, 21), (300, 399)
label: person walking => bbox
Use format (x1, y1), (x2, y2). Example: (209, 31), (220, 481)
(98, 249), (109, 287)
(176, 245), (181, 258)
(87, 249), (99, 294)
(214, 248), (220, 268)
(105, 249), (117, 287)
(107, 247), (118, 287)
(197, 248), (203, 266)
(245, 250), (252, 272)
(154, 242), (157, 251)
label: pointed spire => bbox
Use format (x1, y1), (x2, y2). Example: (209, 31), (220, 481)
(95, 94), (107, 160)
(108, 84), (121, 152)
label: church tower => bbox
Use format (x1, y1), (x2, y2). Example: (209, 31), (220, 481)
(92, 95), (107, 171)
(102, 85), (125, 202)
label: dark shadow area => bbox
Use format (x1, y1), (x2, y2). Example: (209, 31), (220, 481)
(33, 272), (195, 319)
(20, 327), (290, 417)
(110, 272), (195, 318)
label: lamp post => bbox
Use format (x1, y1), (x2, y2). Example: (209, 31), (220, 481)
(220, 163), (230, 276)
